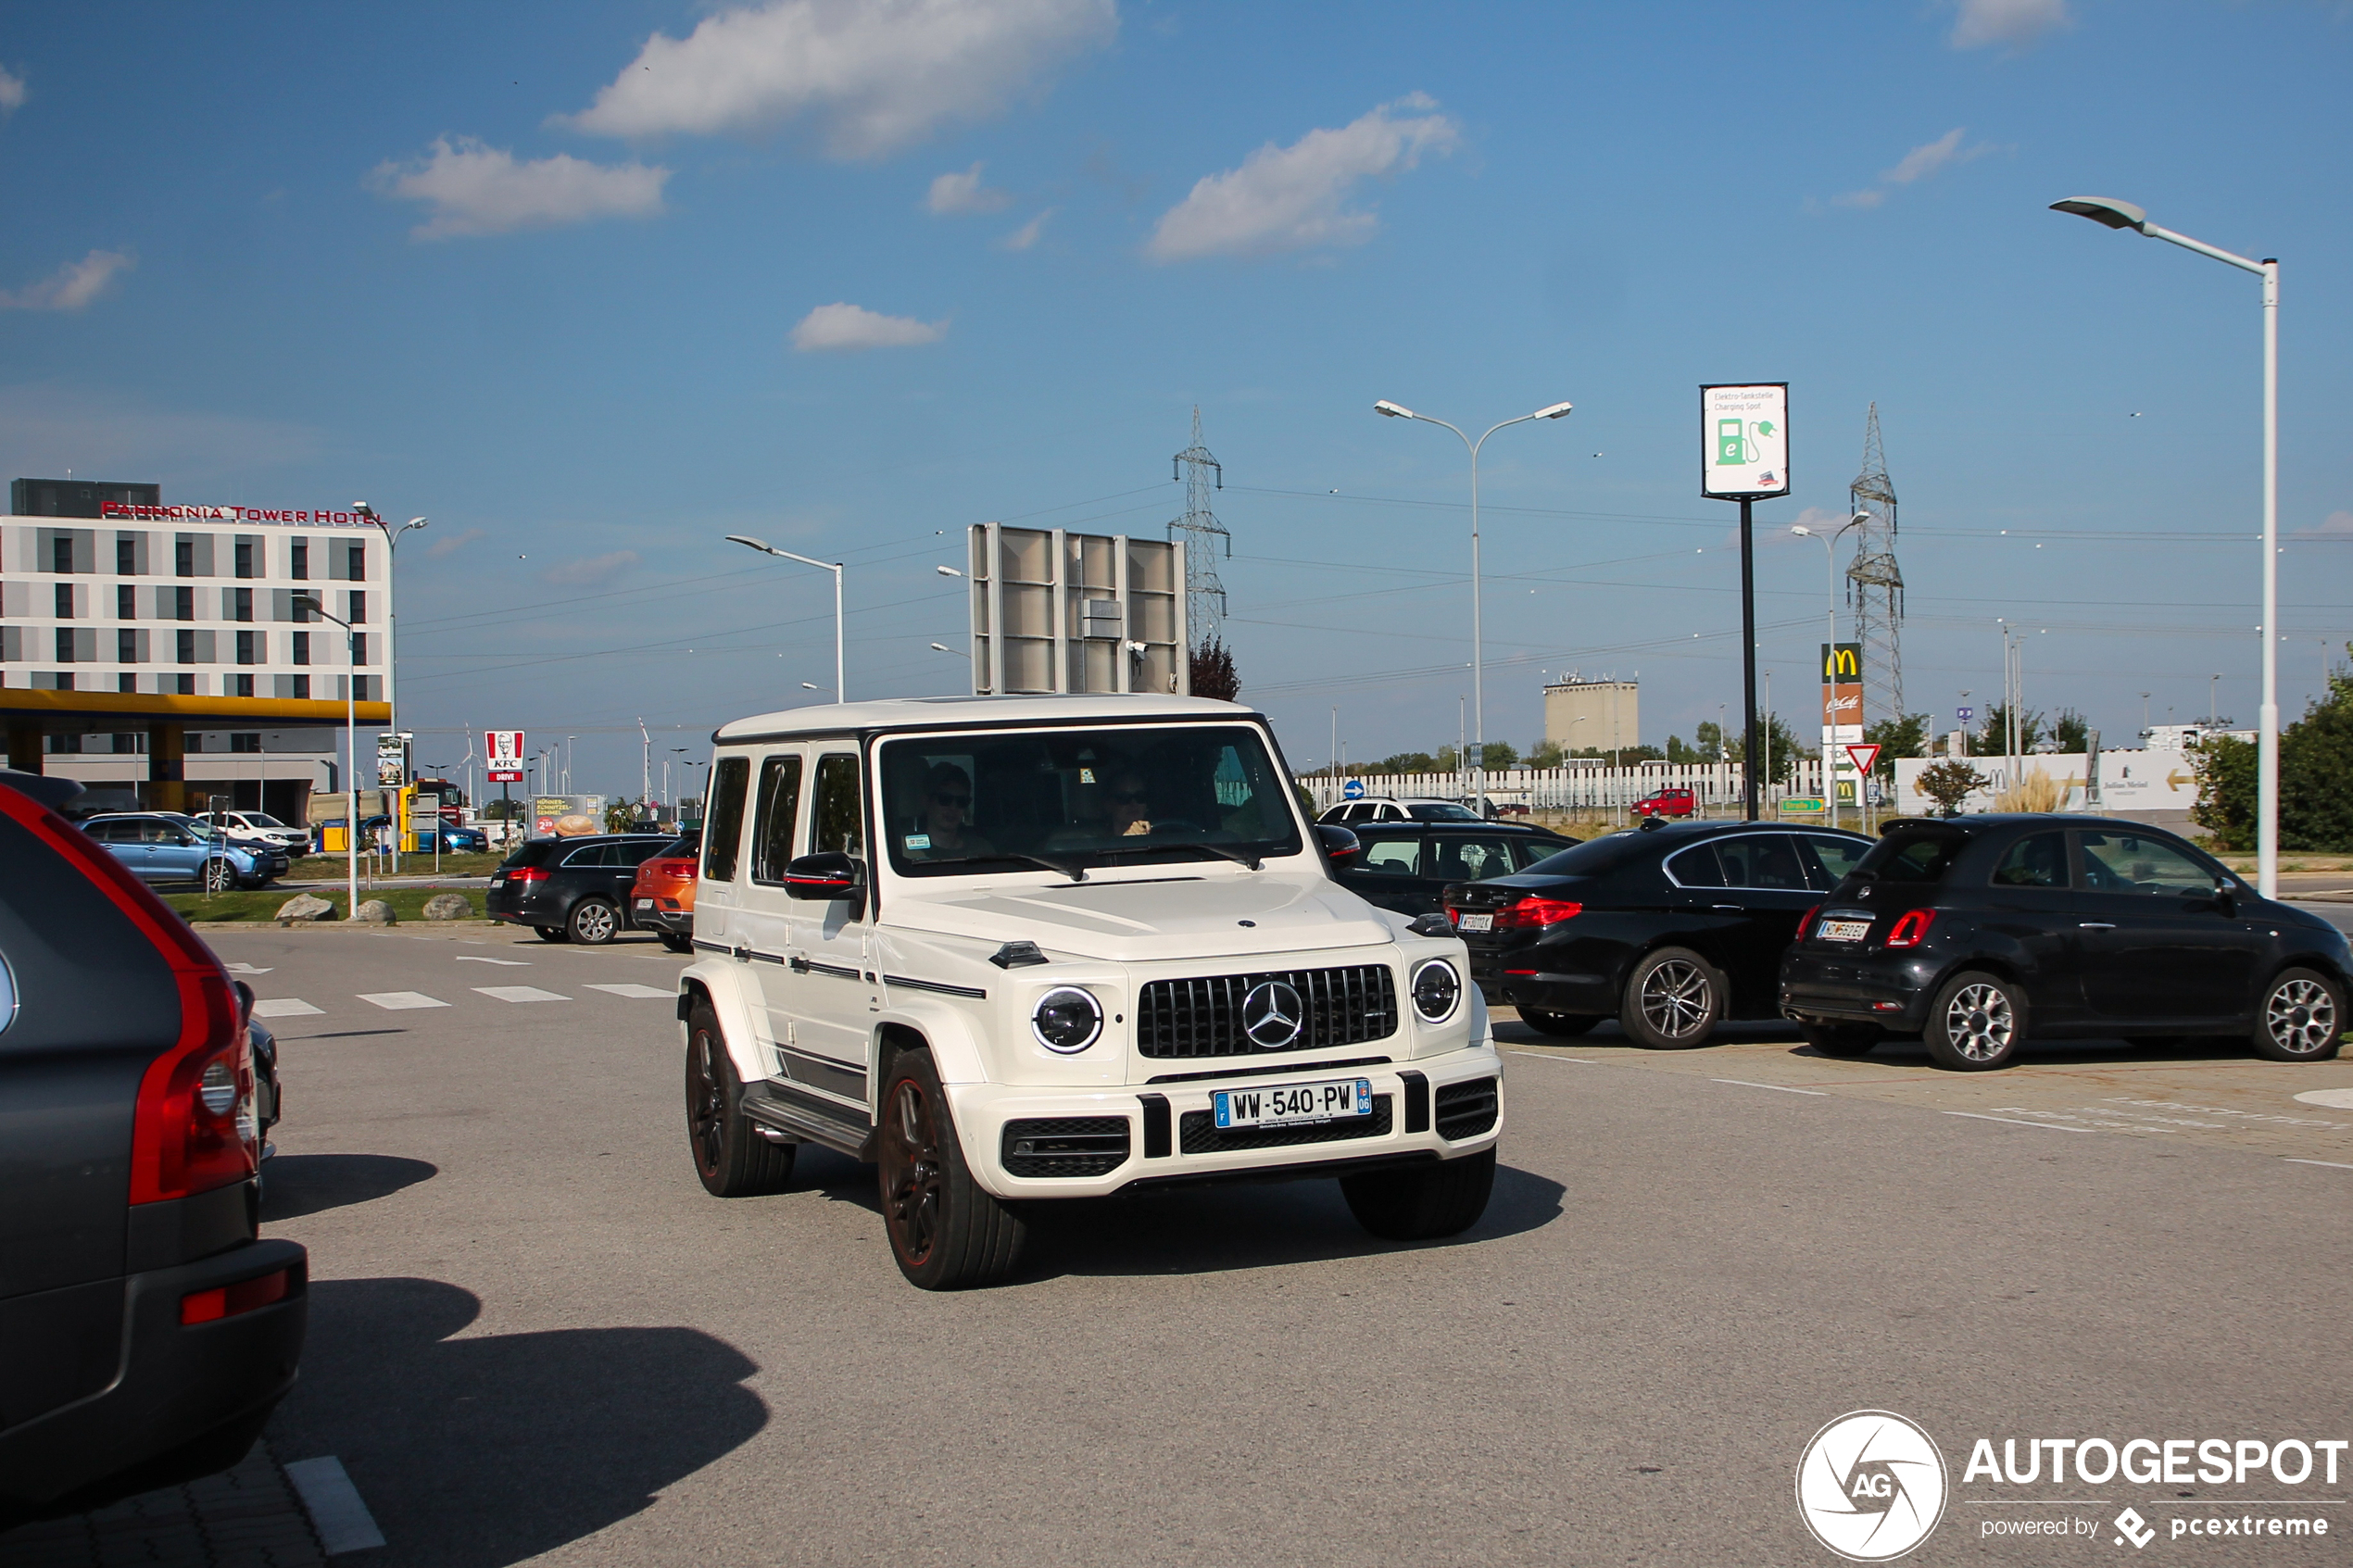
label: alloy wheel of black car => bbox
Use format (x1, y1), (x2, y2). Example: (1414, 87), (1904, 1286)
(1925, 972), (2024, 1071)
(1620, 947), (1722, 1049)
(568, 898), (619, 945)
(2253, 969), (2345, 1062)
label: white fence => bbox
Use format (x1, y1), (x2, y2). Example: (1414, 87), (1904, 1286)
(1302, 761), (1831, 815)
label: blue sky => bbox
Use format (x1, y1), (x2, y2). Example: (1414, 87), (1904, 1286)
(3, 0), (2348, 796)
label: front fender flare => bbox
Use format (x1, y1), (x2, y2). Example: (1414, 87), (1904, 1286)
(873, 999), (988, 1085)
(677, 957), (767, 1085)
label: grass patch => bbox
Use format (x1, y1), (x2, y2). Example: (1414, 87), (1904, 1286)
(293, 849), (510, 878)
(164, 886), (486, 923)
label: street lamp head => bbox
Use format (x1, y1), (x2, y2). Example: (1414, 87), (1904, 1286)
(1373, 399), (1414, 420)
(1531, 401), (1574, 420)
(2051, 196), (2148, 233)
(407, 516), (428, 530)
(929, 643), (951, 653)
(936, 565), (964, 577)
(724, 533), (775, 555)
(1791, 524), (1813, 537)
(352, 502), (375, 519)
(1851, 511), (1871, 526)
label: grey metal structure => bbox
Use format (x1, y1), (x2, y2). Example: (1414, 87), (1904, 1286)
(1167, 406), (1228, 650)
(1845, 403), (1905, 731)
(964, 523), (1188, 696)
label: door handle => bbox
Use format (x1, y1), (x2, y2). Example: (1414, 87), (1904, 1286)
(2078, 922), (2117, 930)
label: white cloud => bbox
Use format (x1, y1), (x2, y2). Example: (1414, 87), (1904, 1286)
(1950, 0), (2071, 50)
(997, 208), (1053, 251)
(1833, 128), (1994, 208)
(789, 302), (948, 352)
(2311, 510), (2353, 535)
(1145, 95), (1459, 263)
(369, 137), (669, 240)
(0, 250), (134, 311)
(0, 63), (25, 113)
(560, 0), (1116, 159)
(425, 526), (487, 559)
(927, 162), (1013, 214)
(1831, 189), (1886, 209)
(541, 550), (641, 587)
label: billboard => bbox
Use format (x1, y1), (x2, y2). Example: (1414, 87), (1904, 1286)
(1700, 383), (1791, 499)
(375, 731), (409, 788)
(486, 729), (524, 784)
(1821, 642), (1864, 805)
(531, 794), (604, 839)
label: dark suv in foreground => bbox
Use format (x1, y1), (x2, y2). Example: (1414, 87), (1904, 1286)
(485, 833), (675, 944)
(1780, 814), (2351, 1070)
(0, 771), (307, 1525)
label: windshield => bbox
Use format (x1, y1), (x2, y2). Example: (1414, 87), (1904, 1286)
(1406, 802), (1480, 822)
(879, 724), (1302, 878)
(1855, 830), (1966, 884)
(244, 812), (286, 828)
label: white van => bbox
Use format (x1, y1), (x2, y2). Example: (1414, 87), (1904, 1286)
(677, 695), (1503, 1288)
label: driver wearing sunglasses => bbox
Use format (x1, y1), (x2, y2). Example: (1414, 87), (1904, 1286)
(908, 761), (992, 859)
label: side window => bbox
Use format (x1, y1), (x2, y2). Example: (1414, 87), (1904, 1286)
(1665, 844), (1723, 886)
(617, 840), (668, 867)
(1361, 836), (1422, 875)
(1514, 838), (1567, 870)
(2079, 830), (2213, 895)
(1717, 834), (1806, 890)
(1800, 834), (1869, 889)
(1991, 832), (2069, 889)
(1431, 836), (1516, 882)
(562, 843), (613, 868)
(811, 753), (864, 858)
(749, 755), (805, 884)
(702, 756), (751, 883)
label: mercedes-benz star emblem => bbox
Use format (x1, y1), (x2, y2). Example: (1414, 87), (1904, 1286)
(1241, 980), (1305, 1048)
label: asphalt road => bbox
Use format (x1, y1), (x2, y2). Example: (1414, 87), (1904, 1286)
(121, 925), (2353, 1564)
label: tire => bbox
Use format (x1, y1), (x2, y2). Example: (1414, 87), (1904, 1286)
(1618, 947), (1725, 1049)
(1340, 1147), (1497, 1241)
(2251, 967), (2346, 1062)
(685, 1002), (797, 1197)
(1516, 1007), (1602, 1037)
(202, 857), (236, 893)
(568, 898), (620, 945)
(875, 1047), (1026, 1290)
(1924, 971), (2026, 1071)
(535, 925), (570, 943)
(659, 931), (694, 954)
(1800, 1023), (1881, 1057)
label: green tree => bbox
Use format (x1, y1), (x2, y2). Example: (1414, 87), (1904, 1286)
(2195, 648), (2353, 851)
(1376, 751), (1439, 774)
(1189, 638), (1239, 702)
(1527, 738), (1564, 770)
(1862, 712), (1931, 780)
(1479, 740), (1519, 771)
(1693, 720), (1725, 762)
(1721, 713), (1808, 785)
(1915, 759), (1990, 818)
(1969, 703), (2043, 757)
(1665, 734), (1704, 765)
(2052, 708), (2092, 754)
(603, 799), (635, 833)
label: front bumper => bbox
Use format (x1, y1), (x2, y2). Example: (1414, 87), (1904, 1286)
(945, 1045), (1504, 1200)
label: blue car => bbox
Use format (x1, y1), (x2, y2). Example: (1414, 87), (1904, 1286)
(419, 823), (488, 854)
(80, 813), (277, 891)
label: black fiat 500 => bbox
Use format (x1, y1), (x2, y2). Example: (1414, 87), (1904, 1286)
(1443, 820), (1873, 1047)
(1779, 814), (2352, 1070)
(1338, 821), (1577, 917)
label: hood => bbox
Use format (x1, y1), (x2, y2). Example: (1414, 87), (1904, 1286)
(887, 871), (1396, 964)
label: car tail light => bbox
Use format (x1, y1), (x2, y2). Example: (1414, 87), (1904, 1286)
(508, 866), (549, 884)
(1497, 896), (1583, 929)
(181, 1265), (296, 1326)
(1799, 905), (1820, 932)
(1885, 909), (1936, 948)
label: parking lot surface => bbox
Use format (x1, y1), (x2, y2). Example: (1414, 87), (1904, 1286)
(14, 922), (2347, 1567)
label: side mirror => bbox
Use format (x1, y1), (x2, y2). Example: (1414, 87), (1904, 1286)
(1315, 823), (1360, 865)
(2209, 877), (2237, 914)
(784, 850), (863, 901)
(1406, 911), (1453, 939)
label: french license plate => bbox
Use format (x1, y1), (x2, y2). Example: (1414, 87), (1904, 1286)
(1457, 912), (1494, 933)
(489, 874), (505, 886)
(1213, 1077), (1374, 1130)
(1817, 919), (1871, 943)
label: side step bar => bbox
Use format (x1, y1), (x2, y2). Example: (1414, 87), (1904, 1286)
(741, 1079), (876, 1161)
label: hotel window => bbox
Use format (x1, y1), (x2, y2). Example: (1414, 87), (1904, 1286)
(172, 673), (195, 696)
(292, 632), (310, 667)
(352, 633), (369, 666)
(52, 536), (72, 573)
(230, 587), (253, 621)
(290, 540), (308, 581)
(231, 732), (260, 752)
(116, 535), (136, 574)
(290, 673), (308, 700)
(236, 630), (259, 665)
(234, 537), (256, 578)
(174, 586), (194, 621)
(118, 629), (139, 664)
(347, 590), (366, 623)
(117, 584), (135, 619)
(55, 583), (73, 618)
(118, 674), (136, 694)
(175, 538), (194, 577)
(231, 676), (255, 698)
(177, 629), (196, 665)
(343, 540), (366, 580)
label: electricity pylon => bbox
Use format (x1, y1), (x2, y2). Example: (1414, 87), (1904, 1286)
(1168, 406), (1228, 649)
(1846, 403), (1905, 730)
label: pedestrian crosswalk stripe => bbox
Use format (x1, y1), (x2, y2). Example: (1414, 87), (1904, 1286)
(357, 992), (449, 1010)
(585, 983), (673, 999)
(252, 997), (323, 1018)
(472, 985), (569, 1004)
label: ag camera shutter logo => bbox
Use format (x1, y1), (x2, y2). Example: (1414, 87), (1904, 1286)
(1796, 1411), (1948, 1562)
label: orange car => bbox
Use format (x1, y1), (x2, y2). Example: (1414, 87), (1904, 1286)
(628, 831), (700, 953)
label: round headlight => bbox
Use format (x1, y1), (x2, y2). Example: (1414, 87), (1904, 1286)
(1032, 986), (1103, 1053)
(1411, 959), (1461, 1023)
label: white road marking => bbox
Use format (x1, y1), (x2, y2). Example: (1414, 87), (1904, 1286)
(2284, 1158), (2353, 1170)
(1943, 1110), (2095, 1133)
(585, 983), (673, 999)
(472, 985), (569, 1003)
(2292, 1087), (2353, 1110)
(283, 1455), (386, 1554)
(223, 962), (274, 974)
(1712, 1078), (1828, 1097)
(356, 991), (449, 1010)
(1506, 1050), (1596, 1063)
(251, 997), (323, 1018)
(454, 955), (530, 965)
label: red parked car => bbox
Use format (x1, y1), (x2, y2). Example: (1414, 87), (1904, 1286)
(1630, 786), (1697, 820)
(628, 830), (700, 954)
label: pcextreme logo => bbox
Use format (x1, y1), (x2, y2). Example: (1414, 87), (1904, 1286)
(1796, 1411), (1949, 1562)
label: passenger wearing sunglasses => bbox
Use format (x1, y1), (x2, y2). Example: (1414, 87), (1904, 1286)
(907, 761), (992, 859)
(1110, 771), (1155, 837)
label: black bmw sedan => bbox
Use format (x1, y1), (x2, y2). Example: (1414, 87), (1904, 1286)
(1442, 820), (1873, 1047)
(1780, 814), (2352, 1070)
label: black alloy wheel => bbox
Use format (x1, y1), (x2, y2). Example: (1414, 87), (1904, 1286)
(2252, 968), (2346, 1062)
(875, 1048), (1025, 1290)
(1619, 947), (1725, 1049)
(1924, 971), (2025, 1071)
(1516, 1007), (1603, 1037)
(568, 898), (620, 945)
(1800, 1023), (1882, 1058)
(685, 1002), (795, 1197)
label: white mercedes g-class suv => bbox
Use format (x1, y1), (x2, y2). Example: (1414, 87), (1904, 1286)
(675, 694), (1504, 1289)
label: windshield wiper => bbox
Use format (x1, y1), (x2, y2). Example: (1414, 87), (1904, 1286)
(1095, 842), (1263, 872)
(961, 851), (1088, 883)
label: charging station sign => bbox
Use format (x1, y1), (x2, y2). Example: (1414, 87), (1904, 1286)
(486, 729), (524, 784)
(1701, 383), (1791, 499)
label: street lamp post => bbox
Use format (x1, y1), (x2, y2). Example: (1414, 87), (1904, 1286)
(1374, 397), (1574, 809)
(727, 535), (846, 700)
(2052, 195), (2280, 898)
(295, 596), (360, 920)
(1792, 511), (1869, 830)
